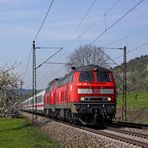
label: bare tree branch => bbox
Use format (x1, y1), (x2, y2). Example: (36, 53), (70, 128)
(66, 44), (109, 71)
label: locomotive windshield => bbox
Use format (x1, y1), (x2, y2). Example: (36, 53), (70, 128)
(97, 71), (111, 82)
(79, 71), (94, 82)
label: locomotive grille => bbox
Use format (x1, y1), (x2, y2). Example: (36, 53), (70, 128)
(83, 97), (110, 102)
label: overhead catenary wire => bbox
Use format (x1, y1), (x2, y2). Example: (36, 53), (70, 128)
(48, 0), (123, 75)
(61, 0), (97, 49)
(128, 41), (148, 53)
(114, 41), (148, 60)
(62, 0), (121, 52)
(36, 65), (66, 88)
(46, 0), (121, 70)
(52, 0), (142, 70)
(24, 0), (144, 89)
(22, 0), (54, 84)
(34, 0), (54, 41)
(34, 0), (121, 74)
(98, 48), (121, 67)
(35, 0), (97, 70)
(22, 47), (32, 79)
(37, 0), (143, 84)
(104, 23), (148, 47)
(36, 47), (63, 69)
(68, 0), (97, 40)
(90, 0), (144, 45)
(86, 0), (143, 68)
(81, 0), (121, 38)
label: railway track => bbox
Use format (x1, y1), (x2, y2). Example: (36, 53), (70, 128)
(57, 120), (148, 147)
(111, 121), (148, 130)
(107, 127), (148, 139)
(89, 129), (147, 148)
(21, 111), (148, 148)
(49, 119), (148, 147)
(79, 126), (148, 148)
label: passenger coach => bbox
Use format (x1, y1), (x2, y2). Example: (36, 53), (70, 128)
(21, 90), (45, 114)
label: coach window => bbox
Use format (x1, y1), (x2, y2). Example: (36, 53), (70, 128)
(79, 71), (94, 82)
(97, 71), (111, 82)
(37, 95), (42, 103)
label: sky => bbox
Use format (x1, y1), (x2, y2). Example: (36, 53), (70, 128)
(0, 0), (148, 89)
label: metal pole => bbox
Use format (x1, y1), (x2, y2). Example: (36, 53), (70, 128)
(122, 70), (124, 121)
(32, 40), (37, 122)
(32, 44), (62, 122)
(124, 46), (127, 121)
(122, 46), (127, 121)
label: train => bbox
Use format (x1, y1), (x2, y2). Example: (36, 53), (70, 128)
(21, 65), (117, 125)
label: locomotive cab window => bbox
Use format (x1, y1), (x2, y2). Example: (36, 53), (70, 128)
(97, 71), (111, 82)
(79, 71), (94, 82)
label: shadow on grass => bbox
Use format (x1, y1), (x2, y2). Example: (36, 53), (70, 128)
(30, 143), (54, 148)
(0, 123), (33, 132)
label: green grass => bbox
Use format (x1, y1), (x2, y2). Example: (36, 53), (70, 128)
(116, 91), (148, 124)
(0, 118), (59, 148)
(117, 91), (148, 108)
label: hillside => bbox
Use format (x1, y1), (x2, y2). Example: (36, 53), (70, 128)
(113, 55), (148, 123)
(113, 55), (148, 94)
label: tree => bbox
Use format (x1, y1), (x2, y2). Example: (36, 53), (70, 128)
(127, 63), (148, 99)
(0, 64), (21, 117)
(66, 44), (109, 70)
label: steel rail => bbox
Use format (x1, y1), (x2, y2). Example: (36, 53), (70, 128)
(107, 127), (148, 139)
(112, 121), (148, 129)
(82, 127), (148, 148)
(20, 111), (148, 147)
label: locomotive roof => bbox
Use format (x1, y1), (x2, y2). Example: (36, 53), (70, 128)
(59, 65), (110, 80)
(74, 65), (110, 72)
(47, 65), (111, 86)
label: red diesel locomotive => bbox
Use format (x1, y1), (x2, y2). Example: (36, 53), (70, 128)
(44, 65), (117, 125)
(22, 65), (117, 125)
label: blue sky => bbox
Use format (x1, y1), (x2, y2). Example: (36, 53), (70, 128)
(0, 0), (148, 89)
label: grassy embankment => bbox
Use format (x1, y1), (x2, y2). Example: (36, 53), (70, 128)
(0, 118), (59, 148)
(117, 91), (148, 124)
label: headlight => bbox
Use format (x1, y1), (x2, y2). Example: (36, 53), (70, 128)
(80, 97), (85, 101)
(107, 97), (112, 101)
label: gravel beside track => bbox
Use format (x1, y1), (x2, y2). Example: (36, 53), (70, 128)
(21, 111), (143, 148)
